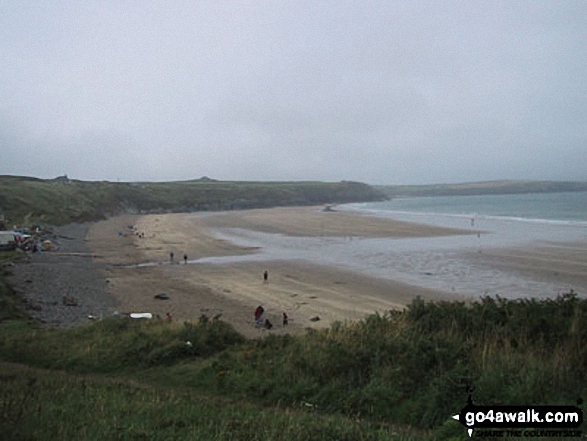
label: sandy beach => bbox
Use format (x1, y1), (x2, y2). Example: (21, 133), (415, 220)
(82, 206), (585, 337)
(10, 206), (585, 337)
(82, 207), (469, 337)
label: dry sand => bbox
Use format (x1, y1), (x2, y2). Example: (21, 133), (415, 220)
(86, 207), (469, 337)
(198, 206), (471, 238)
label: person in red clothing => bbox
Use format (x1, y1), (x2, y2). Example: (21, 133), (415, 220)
(254, 305), (264, 327)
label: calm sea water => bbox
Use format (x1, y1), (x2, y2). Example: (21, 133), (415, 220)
(355, 191), (587, 224)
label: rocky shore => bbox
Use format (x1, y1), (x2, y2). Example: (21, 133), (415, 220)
(7, 223), (119, 327)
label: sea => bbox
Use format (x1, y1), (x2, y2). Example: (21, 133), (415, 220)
(198, 192), (587, 300)
(352, 191), (587, 225)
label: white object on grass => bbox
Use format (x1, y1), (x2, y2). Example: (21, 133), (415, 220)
(130, 313), (153, 319)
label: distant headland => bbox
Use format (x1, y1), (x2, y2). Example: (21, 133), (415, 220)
(377, 179), (587, 198)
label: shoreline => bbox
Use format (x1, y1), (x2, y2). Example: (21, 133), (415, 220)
(7, 206), (586, 336)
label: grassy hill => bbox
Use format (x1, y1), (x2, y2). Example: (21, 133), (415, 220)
(377, 180), (587, 198)
(0, 176), (386, 226)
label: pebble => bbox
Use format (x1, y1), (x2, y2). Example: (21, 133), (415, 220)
(7, 223), (120, 328)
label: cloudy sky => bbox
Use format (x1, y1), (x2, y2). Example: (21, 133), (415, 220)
(1, 1), (586, 184)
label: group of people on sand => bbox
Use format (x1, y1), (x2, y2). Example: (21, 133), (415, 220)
(255, 305), (287, 329)
(164, 257), (289, 330)
(255, 269), (289, 330)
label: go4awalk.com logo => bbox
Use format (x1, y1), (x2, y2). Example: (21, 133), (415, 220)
(452, 396), (583, 438)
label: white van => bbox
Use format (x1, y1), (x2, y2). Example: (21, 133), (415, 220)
(0, 231), (17, 251)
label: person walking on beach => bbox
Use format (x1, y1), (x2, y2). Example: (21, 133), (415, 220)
(170, 251), (174, 263)
(183, 254), (188, 264)
(282, 312), (288, 326)
(263, 270), (268, 283)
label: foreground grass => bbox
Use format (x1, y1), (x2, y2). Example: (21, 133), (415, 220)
(0, 363), (414, 441)
(0, 280), (585, 439)
(0, 251), (29, 322)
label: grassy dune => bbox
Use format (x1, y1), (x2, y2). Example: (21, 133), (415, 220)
(0, 282), (585, 440)
(0, 175), (386, 226)
(0, 318), (416, 440)
(0, 363), (409, 441)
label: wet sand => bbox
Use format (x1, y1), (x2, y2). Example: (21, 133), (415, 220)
(464, 243), (587, 294)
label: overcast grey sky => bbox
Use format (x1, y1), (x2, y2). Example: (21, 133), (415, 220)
(1, 1), (586, 184)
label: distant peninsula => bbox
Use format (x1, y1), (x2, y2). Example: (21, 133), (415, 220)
(377, 180), (587, 198)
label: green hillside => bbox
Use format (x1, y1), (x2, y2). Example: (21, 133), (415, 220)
(0, 176), (386, 226)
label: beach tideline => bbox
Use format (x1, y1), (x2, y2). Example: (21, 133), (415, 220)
(87, 206), (586, 338)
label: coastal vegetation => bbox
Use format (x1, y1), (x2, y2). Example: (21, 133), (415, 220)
(0, 252), (28, 322)
(0, 257), (584, 440)
(377, 180), (587, 198)
(0, 175), (386, 226)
